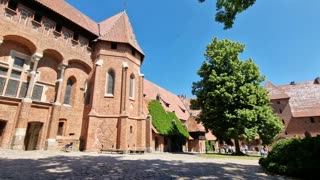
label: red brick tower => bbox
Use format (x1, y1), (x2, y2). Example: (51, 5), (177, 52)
(84, 11), (147, 152)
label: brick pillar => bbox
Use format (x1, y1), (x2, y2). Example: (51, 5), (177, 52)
(138, 72), (144, 116)
(120, 62), (128, 114)
(45, 64), (66, 150)
(11, 99), (31, 150)
(117, 62), (128, 152)
(45, 105), (61, 150)
(89, 59), (103, 116)
(145, 115), (152, 152)
(136, 120), (142, 149)
(11, 53), (42, 150)
(26, 53), (42, 99)
(117, 116), (128, 152)
(54, 64), (67, 105)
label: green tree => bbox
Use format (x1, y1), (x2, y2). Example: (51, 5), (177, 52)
(192, 38), (283, 154)
(198, 0), (256, 29)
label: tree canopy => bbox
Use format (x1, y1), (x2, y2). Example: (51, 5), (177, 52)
(199, 0), (256, 29)
(192, 38), (283, 153)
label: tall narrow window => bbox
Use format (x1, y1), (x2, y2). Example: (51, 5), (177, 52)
(106, 70), (115, 95)
(64, 78), (74, 105)
(129, 73), (135, 99)
(57, 121), (64, 136)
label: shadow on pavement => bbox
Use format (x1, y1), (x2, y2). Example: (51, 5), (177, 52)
(0, 152), (286, 179)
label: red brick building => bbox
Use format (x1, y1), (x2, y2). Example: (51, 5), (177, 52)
(143, 80), (190, 152)
(143, 80), (216, 152)
(266, 80), (320, 139)
(0, 0), (149, 152)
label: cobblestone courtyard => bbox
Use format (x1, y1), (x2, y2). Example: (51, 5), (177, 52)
(0, 149), (288, 180)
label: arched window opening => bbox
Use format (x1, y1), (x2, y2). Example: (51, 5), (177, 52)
(106, 69), (115, 96)
(64, 78), (74, 105)
(129, 73), (135, 99)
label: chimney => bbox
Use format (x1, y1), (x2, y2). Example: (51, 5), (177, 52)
(314, 77), (320, 84)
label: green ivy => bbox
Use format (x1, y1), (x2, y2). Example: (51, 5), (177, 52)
(148, 100), (189, 138)
(167, 111), (189, 138)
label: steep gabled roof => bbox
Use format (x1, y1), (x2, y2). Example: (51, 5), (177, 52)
(35, 0), (99, 34)
(278, 81), (320, 117)
(265, 81), (289, 100)
(144, 79), (190, 121)
(98, 11), (144, 55)
(267, 80), (320, 117)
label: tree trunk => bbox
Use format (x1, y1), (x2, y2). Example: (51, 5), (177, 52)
(234, 138), (242, 155)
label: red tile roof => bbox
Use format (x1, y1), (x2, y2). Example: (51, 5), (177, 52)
(265, 81), (289, 100)
(205, 131), (217, 141)
(186, 116), (206, 132)
(35, 0), (99, 34)
(144, 79), (190, 121)
(267, 80), (320, 117)
(180, 98), (201, 116)
(34, 1), (144, 54)
(99, 11), (144, 55)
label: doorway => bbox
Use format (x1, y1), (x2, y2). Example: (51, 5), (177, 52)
(24, 122), (43, 150)
(0, 120), (7, 146)
(155, 136), (159, 151)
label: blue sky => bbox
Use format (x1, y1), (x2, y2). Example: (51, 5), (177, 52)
(66, 0), (320, 97)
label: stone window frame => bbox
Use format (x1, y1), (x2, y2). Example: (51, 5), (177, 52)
(105, 69), (115, 97)
(129, 73), (135, 100)
(78, 36), (88, 49)
(42, 17), (55, 36)
(0, 50), (32, 98)
(17, 4), (34, 26)
(61, 27), (73, 45)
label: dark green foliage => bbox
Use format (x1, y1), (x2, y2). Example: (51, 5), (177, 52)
(148, 100), (189, 138)
(205, 140), (215, 152)
(259, 136), (320, 178)
(192, 38), (283, 153)
(199, 0), (256, 29)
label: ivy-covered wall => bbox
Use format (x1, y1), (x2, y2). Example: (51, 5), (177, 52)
(148, 100), (189, 138)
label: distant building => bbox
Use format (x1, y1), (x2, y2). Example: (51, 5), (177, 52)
(143, 80), (216, 152)
(266, 80), (320, 139)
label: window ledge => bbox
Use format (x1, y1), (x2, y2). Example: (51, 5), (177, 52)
(104, 94), (114, 98)
(63, 104), (72, 107)
(129, 97), (135, 101)
(5, 7), (17, 14)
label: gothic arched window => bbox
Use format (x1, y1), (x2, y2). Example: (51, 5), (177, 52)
(106, 69), (115, 95)
(64, 78), (74, 105)
(129, 73), (135, 99)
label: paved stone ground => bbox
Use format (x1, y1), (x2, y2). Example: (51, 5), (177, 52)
(0, 149), (291, 180)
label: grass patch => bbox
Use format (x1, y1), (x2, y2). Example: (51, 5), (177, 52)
(198, 153), (261, 160)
